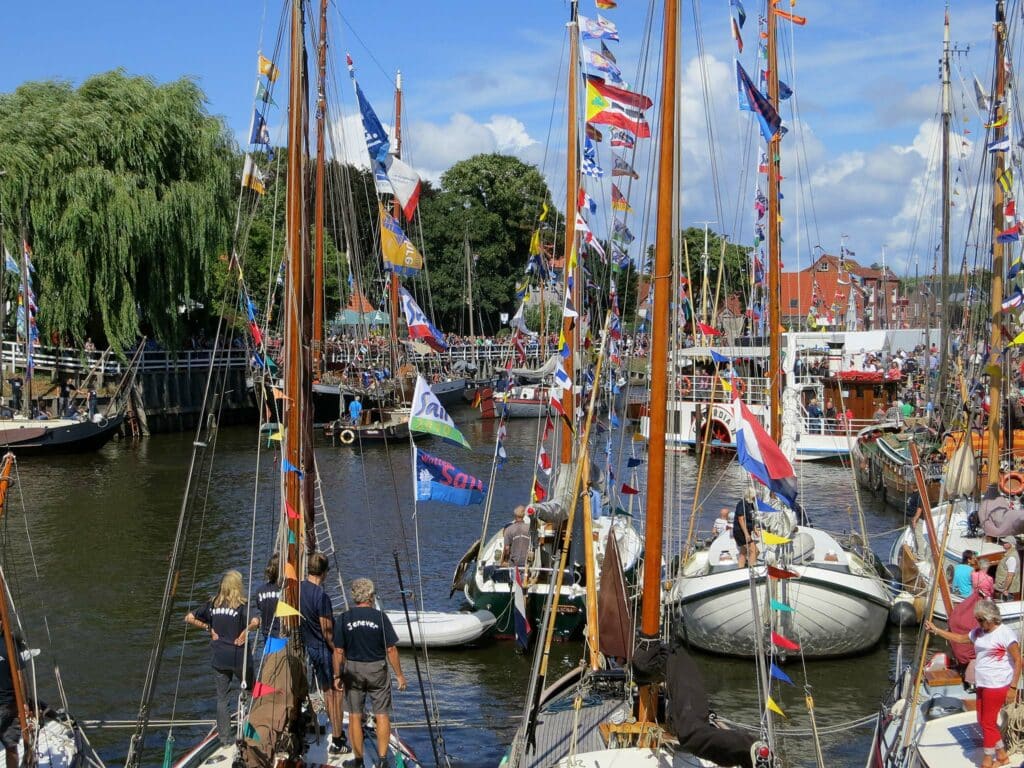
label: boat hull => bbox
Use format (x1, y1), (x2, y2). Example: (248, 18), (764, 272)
(385, 609), (496, 648)
(0, 414), (124, 454)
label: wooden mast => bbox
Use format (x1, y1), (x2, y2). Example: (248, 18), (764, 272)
(986, 0), (1007, 487)
(282, 0), (311, 623)
(766, 0), (782, 441)
(638, 0), (677, 723)
(387, 73), (403, 379)
(0, 454), (31, 765)
(560, 1), (579, 466)
(312, 0), (328, 381)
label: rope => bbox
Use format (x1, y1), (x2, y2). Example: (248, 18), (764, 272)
(713, 712), (879, 737)
(1001, 701), (1024, 754)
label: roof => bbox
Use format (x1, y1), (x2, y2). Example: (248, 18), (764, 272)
(346, 289), (375, 313)
(780, 268), (862, 321)
(801, 253), (899, 282)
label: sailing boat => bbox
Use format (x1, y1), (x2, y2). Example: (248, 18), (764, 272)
(125, 4), (421, 767)
(666, 0), (891, 659)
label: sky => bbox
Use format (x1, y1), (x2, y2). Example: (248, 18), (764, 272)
(0, 0), (1006, 277)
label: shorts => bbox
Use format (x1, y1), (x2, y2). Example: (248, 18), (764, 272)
(307, 647), (333, 692)
(0, 707), (20, 750)
(734, 531), (749, 547)
(342, 659), (391, 715)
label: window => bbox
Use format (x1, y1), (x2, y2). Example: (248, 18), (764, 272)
(790, 299), (799, 308)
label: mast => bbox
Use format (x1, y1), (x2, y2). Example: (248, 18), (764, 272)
(282, 0), (311, 620)
(387, 73), (403, 379)
(0, 454), (31, 766)
(464, 232), (475, 339)
(638, 0), (677, 722)
(312, 0), (328, 381)
(766, 1), (782, 441)
(987, 0), (1008, 486)
(935, 7), (952, 412)
(560, 2), (579, 465)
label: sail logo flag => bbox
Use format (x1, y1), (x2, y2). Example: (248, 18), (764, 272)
(410, 375), (470, 448)
(249, 107), (271, 146)
(398, 286), (446, 351)
(349, 64), (391, 165)
(513, 567), (530, 650)
(242, 155), (266, 195)
(414, 446), (486, 505)
(612, 154), (640, 179)
(585, 78), (652, 138)
(733, 395), (798, 507)
(610, 129), (636, 148)
(735, 61), (782, 142)
(379, 205), (424, 276)
(579, 14), (620, 41)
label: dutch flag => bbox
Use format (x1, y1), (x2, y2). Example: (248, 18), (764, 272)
(513, 567), (530, 650)
(733, 395), (798, 508)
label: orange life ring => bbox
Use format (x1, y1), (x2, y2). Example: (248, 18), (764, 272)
(677, 376), (692, 397)
(1000, 471), (1024, 496)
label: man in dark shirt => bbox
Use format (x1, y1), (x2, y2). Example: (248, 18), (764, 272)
(299, 553), (347, 754)
(255, 554), (281, 641)
(6, 379), (21, 414)
(337, 578), (406, 768)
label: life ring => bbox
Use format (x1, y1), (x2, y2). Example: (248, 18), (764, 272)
(339, 428), (356, 446)
(733, 378), (746, 397)
(1000, 471), (1024, 496)
(677, 376), (692, 397)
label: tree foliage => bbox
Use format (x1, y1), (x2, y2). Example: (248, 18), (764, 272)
(0, 70), (236, 351)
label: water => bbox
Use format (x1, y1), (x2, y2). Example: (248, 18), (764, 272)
(1, 410), (917, 767)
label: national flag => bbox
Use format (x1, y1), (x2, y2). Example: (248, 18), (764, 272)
(512, 567), (530, 650)
(578, 188), (598, 214)
(730, 0), (746, 27)
(610, 129), (635, 149)
(585, 78), (652, 138)
(532, 479), (547, 503)
(399, 286), (447, 351)
(988, 136), (1011, 153)
(612, 153), (639, 179)
(596, 0), (617, 8)
(600, 40), (617, 63)
(409, 375), (470, 448)
(1002, 289), (1024, 311)
(249, 107), (271, 146)
(734, 396), (798, 507)
(579, 14), (620, 41)
(258, 53), (280, 82)
(537, 446), (552, 475)
(582, 45), (623, 82)
(999, 169), (1014, 194)
(242, 155), (266, 195)
(611, 183), (632, 212)
(414, 446), (486, 505)
(697, 322), (722, 336)
(550, 392), (574, 433)
(998, 224), (1021, 243)
(736, 61), (782, 142)
(379, 205), (424, 276)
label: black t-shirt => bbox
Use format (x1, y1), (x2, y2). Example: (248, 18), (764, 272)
(733, 500), (755, 540)
(255, 580), (280, 637)
(299, 579), (333, 654)
(194, 601), (249, 672)
(336, 606), (398, 662)
(0, 645), (19, 708)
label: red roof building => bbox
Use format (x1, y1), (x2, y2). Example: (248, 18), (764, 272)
(780, 253), (901, 330)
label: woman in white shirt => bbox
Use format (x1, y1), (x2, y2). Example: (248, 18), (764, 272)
(926, 600), (1021, 768)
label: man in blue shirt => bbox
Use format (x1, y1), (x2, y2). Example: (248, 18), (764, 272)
(300, 553), (347, 754)
(951, 550), (976, 598)
(348, 396), (363, 426)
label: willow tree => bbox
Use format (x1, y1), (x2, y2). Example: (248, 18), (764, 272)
(0, 70), (236, 351)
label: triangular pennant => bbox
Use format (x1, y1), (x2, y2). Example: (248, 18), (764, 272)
(771, 631), (801, 651)
(766, 696), (788, 718)
(251, 681), (280, 698)
(285, 501), (300, 520)
(284, 562), (298, 581)
(263, 636), (287, 654)
(243, 722), (261, 741)
(620, 483), (639, 495)
(287, 529), (297, 544)
(627, 457), (643, 468)
(769, 598), (793, 612)
(274, 601), (300, 618)
(761, 531), (791, 545)
(268, 431), (283, 442)
(282, 459), (304, 478)
(766, 565), (799, 580)
(769, 663), (794, 686)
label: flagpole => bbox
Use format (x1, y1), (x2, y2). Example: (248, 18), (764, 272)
(560, 0), (579, 466)
(766, 0), (782, 443)
(312, 0), (328, 381)
(387, 73), (404, 380)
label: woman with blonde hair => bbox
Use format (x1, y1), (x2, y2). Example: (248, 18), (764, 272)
(926, 600), (1021, 768)
(186, 570), (259, 749)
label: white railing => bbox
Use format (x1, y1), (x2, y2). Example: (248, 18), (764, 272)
(0, 341), (251, 376)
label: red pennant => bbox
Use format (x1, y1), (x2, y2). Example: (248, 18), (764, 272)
(771, 632), (801, 651)
(533, 479), (547, 503)
(285, 501), (300, 520)
(767, 565), (799, 580)
(251, 681), (280, 698)
(1006, 200), (1017, 219)
(537, 447), (552, 474)
(542, 416), (554, 442)
(620, 483), (639, 495)
(249, 321), (264, 347)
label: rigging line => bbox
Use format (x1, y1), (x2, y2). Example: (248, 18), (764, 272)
(690, 0), (727, 227)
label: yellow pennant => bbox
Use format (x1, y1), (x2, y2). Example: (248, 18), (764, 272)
(268, 431), (283, 442)
(761, 531), (792, 546)
(1011, 330), (1024, 347)
(766, 696), (788, 718)
(720, 377), (732, 393)
(258, 53), (280, 83)
(539, 202), (549, 222)
(274, 601), (299, 618)
(986, 114), (1010, 129)
(529, 230), (541, 256)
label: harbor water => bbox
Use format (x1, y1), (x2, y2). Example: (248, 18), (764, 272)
(4, 407), (916, 767)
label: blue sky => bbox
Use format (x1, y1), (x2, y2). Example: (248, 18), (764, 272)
(1, 1), (1004, 276)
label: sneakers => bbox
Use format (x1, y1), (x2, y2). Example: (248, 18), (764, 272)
(329, 736), (351, 756)
(341, 758), (362, 768)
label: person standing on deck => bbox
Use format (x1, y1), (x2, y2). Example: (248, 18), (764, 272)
(996, 538), (1021, 601)
(254, 554), (281, 643)
(185, 570), (258, 749)
(299, 553), (348, 755)
(952, 550), (977, 598)
(734, 490), (758, 568)
(349, 396), (363, 426)
(337, 578), (407, 768)
(500, 506), (531, 570)
(87, 388), (97, 420)
(58, 379), (71, 419)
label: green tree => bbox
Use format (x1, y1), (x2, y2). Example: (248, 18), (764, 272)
(0, 70), (236, 351)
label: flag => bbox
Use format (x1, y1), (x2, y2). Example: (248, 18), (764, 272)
(1010, 256), (1023, 279)
(256, 81), (276, 106)
(539, 201), (550, 222)
(627, 457), (644, 468)
(697, 322), (722, 336)
(251, 682), (280, 699)
(766, 697), (788, 718)
(532, 479), (547, 503)
(542, 415), (554, 442)
(998, 224), (1021, 243)
(537, 446), (552, 475)
(585, 78), (652, 138)
(249, 107), (271, 146)
(409, 375), (470, 448)
(579, 14), (620, 41)
(761, 531), (791, 545)
(611, 183), (632, 212)
(612, 154), (639, 179)
(563, 295), (579, 319)
(710, 350), (731, 364)
(554, 360), (573, 391)
(349, 67), (391, 165)
(778, 80), (793, 100)
(621, 483), (639, 495)
(258, 53), (279, 82)
(986, 114), (1010, 129)
(771, 631), (801, 651)
(282, 459), (304, 477)
(550, 392), (574, 433)
(1002, 289), (1024, 311)
(264, 636), (287, 654)
(414, 446), (486, 505)
(274, 601), (299, 618)
(767, 565), (799, 579)
(3, 250), (17, 275)
(736, 61), (782, 142)
(730, 0), (746, 27)
(379, 205), (424, 276)
(610, 129), (635, 149)
(578, 188), (598, 214)
(600, 40), (617, 63)
(582, 45), (623, 82)
(242, 155), (266, 195)
(596, 0), (617, 8)
(999, 169), (1014, 194)
(769, 663), (794, 685)
(513, 567), (530, 650)
(731, 18), (743, 52)
(612, 219), (635, 244)
(769, 598), (793, 612)
(376, 154), (422, 221)
(988, 136), (1011, 153)
(399, 285), (446, 351)
(734, 396), (798, 507)
(975, 74), (990, 111)
(772, 7), (807, 24)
